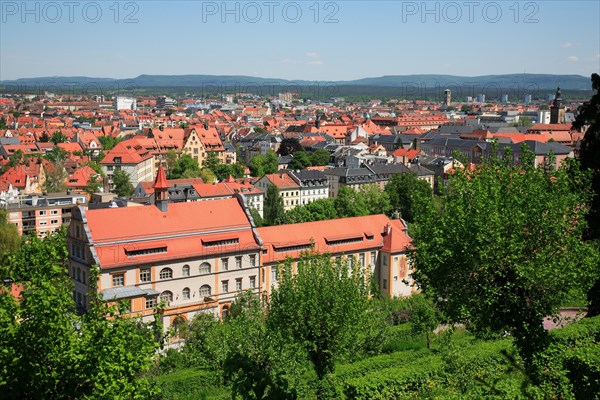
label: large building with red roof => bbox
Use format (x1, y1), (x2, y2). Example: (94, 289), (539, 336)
(68, 170), (414, 333)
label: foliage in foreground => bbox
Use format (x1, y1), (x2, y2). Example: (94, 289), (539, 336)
(0, 229), (160, 399)
(411, 150), (598, 379)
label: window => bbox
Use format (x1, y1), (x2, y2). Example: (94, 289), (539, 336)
(140, 268), (151, 282)
(235, 278), (242, 291)
(182, 287), (190, 300)
(249, 255), (256, 267)
(159, 268), (173, 280)
(359, 253), (365, 268)
(40, 221), (47, 226)
(202, 238), (239, 247)
(370, 252), (376, 267)
(112, 274), (124, 287)
(145, 297), (157, 309)
(75, 225), (80, 238)
(39, 210), (47, 216)
(236, 256), (242, 269)
(50, 219), (59, 224)
(271, 268), (278, 282)
(221, 257), (229, 270)
(51, 210), (59, 215)
(199, 285), (211, 297)
(160, 291), (173, 305)
(182, 264), (190, 277)
(125, 246), (167, 257)
(199, 262), (211, 274)
(81, 271), (86, 284)
(249, 276), (256, 289)
(222, 280), (229, 293)
(382, 279), (387, 289)
(76, 267), (81, 281)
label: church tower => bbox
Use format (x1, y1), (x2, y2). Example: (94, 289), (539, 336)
(550, 85), (566, 124)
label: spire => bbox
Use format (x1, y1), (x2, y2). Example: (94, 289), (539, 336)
(153, 165), (169, 212)
(153, 165), (169, 190)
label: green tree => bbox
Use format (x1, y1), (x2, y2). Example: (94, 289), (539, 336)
(44, 162), (68, 193)
(98, 135), (122, 151)
(277, 138), (303, 156)
(0, 117), (9, 129)
(222, 291), (301, 400)
(284, 198), (338, 224)
(574, 73), (600, 239)
(573, 73), (600, 317)
(199, 168), (216, 183)
(249, 151), (278, 178)
(411, 149), (596, 381)
(203, 150), (220, 172)
(164, 149), (178, 177)
(0, 230), (159, 399)
(38, 131), (50, 143)
(408, 294), (439, 350)
(44, 146), (69, 163)
(49, 130), (67, 144)
(334, 186), (369, 217)
(385, 172), (434, 223)
(249, 207), (264, 227)
(170, 154), (201, 179)
(268, 253), (378, 388)
(7, 150), (23, 167)
(287, 151), (311, 170)
(85, 175), (103, 195)
(111, 169), (134, 197)
(359, 184), (392, 215)
(310, 149), (331, 166)
(0, 210), (19, 260)
(264, 185), (285, 226)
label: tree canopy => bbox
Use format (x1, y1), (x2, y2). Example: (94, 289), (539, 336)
(0, 229), (159, 398)
(111, 169), (134, 197)
(385, 172), (434, 223)
(249, 150), (278, 177)
(411, 149), (597, 379)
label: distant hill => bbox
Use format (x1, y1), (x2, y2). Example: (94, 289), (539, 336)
(1, 73), (592, 90)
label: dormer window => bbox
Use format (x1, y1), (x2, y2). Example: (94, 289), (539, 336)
(114, 157), (122, 164)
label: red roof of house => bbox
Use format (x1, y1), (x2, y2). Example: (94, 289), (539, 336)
(257, 215), (411, 264)
(100, 140), (152, 165)
(261, 173), (300, 189)
(66, 166), (99, 188)
(85, 198), (259, 268)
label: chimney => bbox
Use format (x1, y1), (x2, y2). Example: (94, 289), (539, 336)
(153, 165), (169, 212)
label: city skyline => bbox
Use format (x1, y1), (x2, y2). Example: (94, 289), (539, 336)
(1, 1), (599, 81)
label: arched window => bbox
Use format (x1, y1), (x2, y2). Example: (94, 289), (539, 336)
(159, 268), (173, 280)
(199, 285), (211, 297)
(199, 262), (211, 275)
(160, 291), (173, 305)
(182, 287), (190, 300)
(182, 264), (190, 277)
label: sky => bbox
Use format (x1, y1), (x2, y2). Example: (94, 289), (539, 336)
(1, 0), (599, 81)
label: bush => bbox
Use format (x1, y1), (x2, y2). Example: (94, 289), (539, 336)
(157, 367), (228, 400)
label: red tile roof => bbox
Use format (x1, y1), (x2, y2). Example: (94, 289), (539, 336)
(86, 198), (259, 268)
(257, 215), (411, 264)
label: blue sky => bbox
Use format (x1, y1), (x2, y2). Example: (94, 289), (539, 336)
(1, 1), (599, 80)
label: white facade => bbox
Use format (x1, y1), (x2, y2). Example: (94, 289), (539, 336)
(114, 96), (137, 111)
